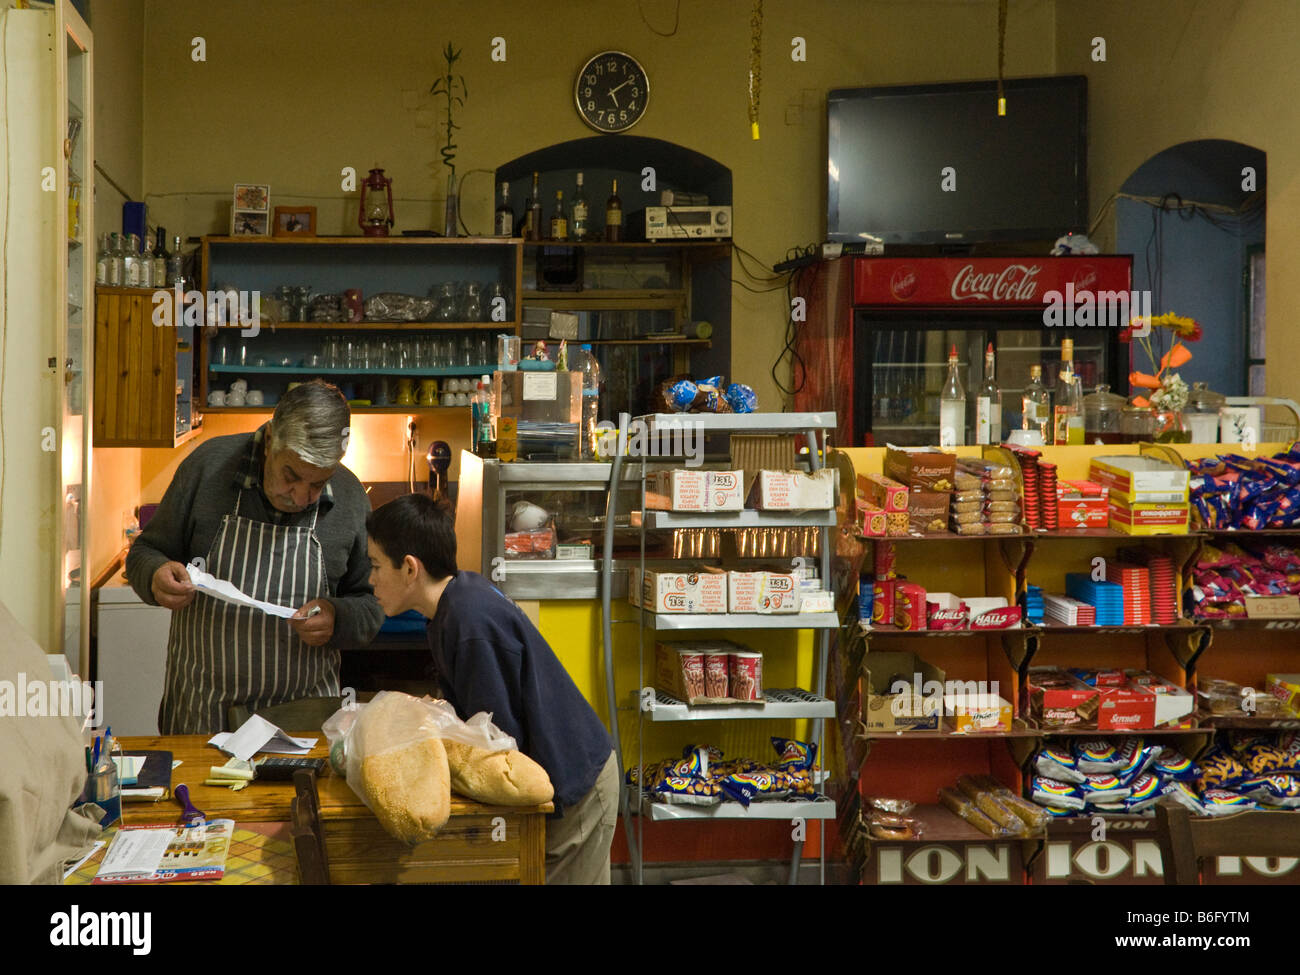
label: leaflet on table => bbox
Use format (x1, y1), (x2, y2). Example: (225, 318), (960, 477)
(208, 714), (316, 761)
(185, 562), (299, 619)
(94, 819), (234, 884)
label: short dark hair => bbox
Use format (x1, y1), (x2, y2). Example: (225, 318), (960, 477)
(367, 493), (458, 579)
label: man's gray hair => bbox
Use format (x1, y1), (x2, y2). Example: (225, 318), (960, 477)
(267, 380), (350, 468)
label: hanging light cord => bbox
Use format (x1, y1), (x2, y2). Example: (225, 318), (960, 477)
(997, 0), (1007, 115)
(748, 1), (762, 139)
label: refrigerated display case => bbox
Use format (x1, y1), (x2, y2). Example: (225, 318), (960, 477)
(795, 256), (1132, 447)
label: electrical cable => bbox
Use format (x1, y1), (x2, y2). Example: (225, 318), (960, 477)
(637, 0), (680, 37)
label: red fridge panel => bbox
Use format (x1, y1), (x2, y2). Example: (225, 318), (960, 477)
(852, 256), (1132, 307)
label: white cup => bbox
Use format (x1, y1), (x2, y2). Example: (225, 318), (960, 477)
(207, 390), (227, 407)
(454, 392), (469, 406)
(1006, 428), (1045, 447)
(441, 392), (455, 407)
(227, 391), (246, 407)
(246, 390), (264, 406)
(1220, 406), (1261, 446)
(229, 378), (249, 394)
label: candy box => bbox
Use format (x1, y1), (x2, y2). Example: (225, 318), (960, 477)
(629, 567), (727, 613)
(1056, 479), (1109, 529)
(1095, 679), (1194, 730)
(1026, 667), (1099, 729)
(894, 581), (928, 631)
(1266, 673), (1300, 717)
(857, 473), (909, 513)
(728, 569), (766, 614)
(856, 499), (887, 537)
(907, 489), (951, 535)
(1088, 456), (1190, 505)
(747, 469), (836, 511)
(926, 592), (969, 630)
(945, 693), (1013, 734)
(646, 469), (745, 511)
(1107, 494), (1189, 536)
(756, 571), (801, 614)
(861, 651), (946, 731)
(884, 446), (957, 492)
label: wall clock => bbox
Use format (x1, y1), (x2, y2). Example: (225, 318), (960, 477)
(575, 51), (648, 133)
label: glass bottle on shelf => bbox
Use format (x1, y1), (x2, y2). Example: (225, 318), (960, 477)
(1053, 337), (1084, 445)
(151, 228), (168, 286)
(939, 344), (966, 447)
(550, 190), (568, 241)
(137, 234), (154, 288)
(495, 182), (513, 237)
(122, 234), (141, 287)
(1023, 364), (1051, 443)
(526, 171), (543, 242)
(571, 172), (588, 240)
(167, 235), (184, 287)
(95, 233), (110, 286)
(605, 179), (622, 242)
(106, 233), (124, 286)
(975, 342), (1002, 445)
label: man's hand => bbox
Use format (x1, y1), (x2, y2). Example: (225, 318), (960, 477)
(289, 599), (336, 647)
(151, 561), (197, 610)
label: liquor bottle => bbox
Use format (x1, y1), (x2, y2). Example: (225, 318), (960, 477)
(494, 182), (513, 237)
(604, 179), (622, 242)
(1022, 364), (1051, 443)
(571, 172), (588, 240)
(167, 235), (184, 288)
(975, 342), (1002, 445)
(138, 234), (154, 288)
(549, 190), (568, 241)
(151, 228), (168, 287)
(526, 171), (543, 242)
(95, 233), (110, 286)
(939, 344), (966, 447)
(106, 233), (123, 286)
(1053, 338), (1085, 445)
(122, 233), (141, 287)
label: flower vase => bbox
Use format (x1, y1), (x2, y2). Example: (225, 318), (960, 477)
(443, 174), (459, 237)
(1153, 407), (1191, 443)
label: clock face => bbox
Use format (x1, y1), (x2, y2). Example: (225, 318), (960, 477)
(575, 51), (648, 133)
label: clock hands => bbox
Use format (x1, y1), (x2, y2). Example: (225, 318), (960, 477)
(606, 78), (634, 107)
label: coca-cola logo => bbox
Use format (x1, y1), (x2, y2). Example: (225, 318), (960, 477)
(890, 266), (919, 300)
(950, 263), (1042, 302)
(1072, 265), (1099, 292)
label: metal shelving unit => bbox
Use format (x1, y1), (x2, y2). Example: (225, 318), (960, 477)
(600, 412), (837, 886)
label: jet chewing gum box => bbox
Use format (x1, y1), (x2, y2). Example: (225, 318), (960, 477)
(747, 469), (836, 511)
(646, 470), (744, 511)
(629, 567), (727, 613)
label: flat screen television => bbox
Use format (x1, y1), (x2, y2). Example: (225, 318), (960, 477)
(826, 75), (1087, 246)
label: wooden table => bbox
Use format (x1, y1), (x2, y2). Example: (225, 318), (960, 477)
(118, 735), (552, 885)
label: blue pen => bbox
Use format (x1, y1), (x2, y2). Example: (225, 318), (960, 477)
(91, 735), (100, 768)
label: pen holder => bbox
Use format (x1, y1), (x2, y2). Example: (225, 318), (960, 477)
(78, 764), (122, 828)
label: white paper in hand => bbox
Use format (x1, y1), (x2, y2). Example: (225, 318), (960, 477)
(186, 561), (298, 619)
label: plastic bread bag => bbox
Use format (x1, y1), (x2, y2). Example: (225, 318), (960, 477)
(322, 690), (451, 844)
(420, 697), (552, 806)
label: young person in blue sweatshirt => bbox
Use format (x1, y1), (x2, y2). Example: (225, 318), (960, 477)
(366, 493), (618, 884)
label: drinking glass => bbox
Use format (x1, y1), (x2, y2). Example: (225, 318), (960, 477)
(457, 334), (473, 367)
(435, 283), (458, 322)
(463, 282), (483, 322)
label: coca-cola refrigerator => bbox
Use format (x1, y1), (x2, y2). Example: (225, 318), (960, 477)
(794, 255), (1132, 447)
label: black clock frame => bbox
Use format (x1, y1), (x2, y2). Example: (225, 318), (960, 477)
(575, 50), (649, 133)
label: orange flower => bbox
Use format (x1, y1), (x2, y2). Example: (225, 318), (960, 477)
(1131, 395), (1151, 408)
(1130, 371), (1163, 390)
(1160, 343), (1193, 371)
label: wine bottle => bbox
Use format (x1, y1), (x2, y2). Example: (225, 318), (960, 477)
(494, 182), (513, 237)
(526, 171), (543, 242)
(604, 178), (622, 242)
(975, 342), (1002, 445)
(151, 227), (168, 288)
(939, 344), (966, 447)
(549, 190), (568, 241)
(571, 172), (588, 241)
(1023, 364), (1051, 443)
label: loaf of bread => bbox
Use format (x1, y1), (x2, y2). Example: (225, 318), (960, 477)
(443, 739), (555, 806)
(356, 694), (451, 844)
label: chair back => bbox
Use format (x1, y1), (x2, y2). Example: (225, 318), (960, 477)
(1154, 803), (1300, 885)
(291, 768), (330, 884)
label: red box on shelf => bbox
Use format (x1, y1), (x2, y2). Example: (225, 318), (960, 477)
(1055, 479), (1109, 529)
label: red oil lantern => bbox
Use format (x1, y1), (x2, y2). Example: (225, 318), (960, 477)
(358, 167), (395, 236)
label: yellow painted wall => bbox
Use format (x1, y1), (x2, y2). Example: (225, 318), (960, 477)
(1054, 0), (1295, 398)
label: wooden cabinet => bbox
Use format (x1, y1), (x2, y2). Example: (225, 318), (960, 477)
(93, 287), (201, 446)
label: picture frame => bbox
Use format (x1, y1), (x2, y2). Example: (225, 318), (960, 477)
(233, 183), (270, 211)
(231, 208), (269, 236)
(273, 205), (317, 238)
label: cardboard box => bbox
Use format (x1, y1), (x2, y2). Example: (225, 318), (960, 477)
(1096, 679), (1195, 730)
(894, 582), (928, 630)
(1088, 456), (1190, 504)
(1026, 667), (1099, 729)
(757, 572), (801, 614)
(856, 499), (886, 537)
(1107, 494), (1189, 536)
(747, 469), (836, 510)
(946, 694), (1014, 734)
(861, 651), (946, 731)
(629, 567), (727, 613)
(884, 446), (957, 492)
(1056, 479), (1110, 529)
(926, 592), (969, 630)
(646, 470), (744, 511)
(857, 473), (908, 513)
(1266, 673), (1300, 717)
(908, 489), (951, 535)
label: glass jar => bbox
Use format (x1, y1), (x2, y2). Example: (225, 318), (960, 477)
(1185, 381), (1226, 443)
(1153, 407), (1191, 443)
(435, 283), (458, 322)
(1083, 383), (1127, 444)
(463, 282), (483, 322)
(1120, 403), (1155, 443)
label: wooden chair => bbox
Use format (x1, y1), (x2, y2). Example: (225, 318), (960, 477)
(226, 696), (342, 734)
(1154, 803), (1300, 884)
(290, 768), (330, 885)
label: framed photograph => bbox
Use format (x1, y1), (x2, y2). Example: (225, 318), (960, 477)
(233, 183), (270, 211)
(273, 206), (317, 237)
(231, 208), (269, 236)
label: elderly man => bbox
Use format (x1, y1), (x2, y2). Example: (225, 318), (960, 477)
(126, 380), (383, 733)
